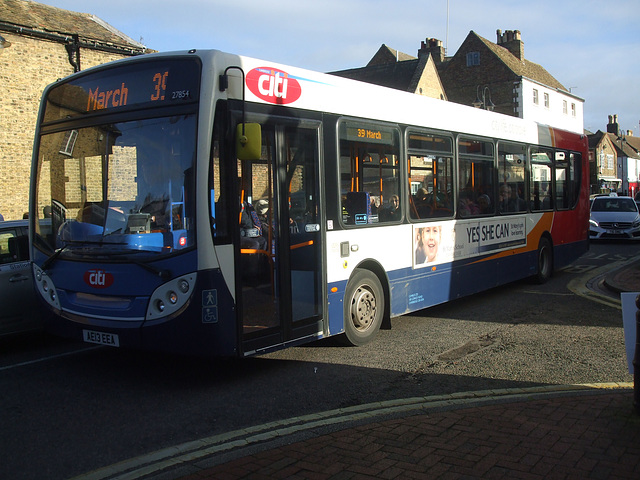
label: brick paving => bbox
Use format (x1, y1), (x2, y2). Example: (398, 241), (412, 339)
(179, 391), (640, 480)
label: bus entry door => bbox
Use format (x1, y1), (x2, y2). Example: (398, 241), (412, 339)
(239, 121), (323, 354)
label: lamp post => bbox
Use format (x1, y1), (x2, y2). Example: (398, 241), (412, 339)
(472, 85), (495, 111)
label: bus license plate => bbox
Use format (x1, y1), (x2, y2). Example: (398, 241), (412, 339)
(83, 329), (120, 347)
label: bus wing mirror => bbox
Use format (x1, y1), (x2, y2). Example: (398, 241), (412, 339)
(236, 123), (262, 161)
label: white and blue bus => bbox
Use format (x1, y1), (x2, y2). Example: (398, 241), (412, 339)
(30, 49), (589, 356)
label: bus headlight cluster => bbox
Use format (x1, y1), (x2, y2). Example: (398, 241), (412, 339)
(33, 265), (61, 311)
(146, 273), (196, 320)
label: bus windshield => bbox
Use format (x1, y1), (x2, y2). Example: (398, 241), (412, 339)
(33, 114), (197, 259)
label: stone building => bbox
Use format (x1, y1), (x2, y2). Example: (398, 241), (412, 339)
(588, 115), (640, 196)
(588, 129), (619, 194)
(332, 29), (584, 135)
(330, 39), (447, 101)
(0, 0), (149, 221)
(605, 115), (640, 196)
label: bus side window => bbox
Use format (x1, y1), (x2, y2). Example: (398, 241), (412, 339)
(555, 150), (570, 210)
(407, 132), (454, 220)
(210, 110), (229, 241)
(338, 122), (400, 226)
(498, 142), (527, 214)
(568, 152), (581, 209)
(530, 148), (553, 212)
(457, 137), (495, 218)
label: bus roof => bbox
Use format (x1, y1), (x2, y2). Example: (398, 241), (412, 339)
(46, 48), (583, 148)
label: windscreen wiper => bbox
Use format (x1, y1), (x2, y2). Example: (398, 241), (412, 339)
(41, 245), (70, 271)
(132, 260), (171, 281)
(41, 240), (171, 280)
(40, 240), (105, 269)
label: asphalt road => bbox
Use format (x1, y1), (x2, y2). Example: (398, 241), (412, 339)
(0, 241), (636, 480)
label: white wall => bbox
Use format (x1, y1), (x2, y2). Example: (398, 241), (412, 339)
(518, 78), (584, 134)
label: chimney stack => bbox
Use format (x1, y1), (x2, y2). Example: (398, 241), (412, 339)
(418, 38), (445, 64)
(607, 114), (620, 135)
(496, 29), (524, 61)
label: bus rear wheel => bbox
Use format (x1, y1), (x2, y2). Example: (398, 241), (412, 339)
(533, 237), (553, 284)
(343, 268), (384, 346)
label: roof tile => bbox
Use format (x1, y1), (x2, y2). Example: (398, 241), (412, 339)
(0, 0), (145, 49)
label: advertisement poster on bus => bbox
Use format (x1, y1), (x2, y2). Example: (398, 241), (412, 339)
(413, 217), (527, 268)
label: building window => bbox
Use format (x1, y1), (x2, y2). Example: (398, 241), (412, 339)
(563, 100), (568, 114)
(59, 130), (78, 156)
(571, 103), (576, 117)
(533, 89), (539, 105)
(466, 52), (480, 66)
(544, 93), (550, 108)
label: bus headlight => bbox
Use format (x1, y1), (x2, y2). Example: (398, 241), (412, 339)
(146, 273), (196, 320)
(33, 265), (61, 311)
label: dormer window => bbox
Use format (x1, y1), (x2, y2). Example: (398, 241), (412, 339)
(466, 52), (480, 66)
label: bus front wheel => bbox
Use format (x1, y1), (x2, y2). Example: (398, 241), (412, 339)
(534, 237), (553, 284)
(343, 268), (384, 346)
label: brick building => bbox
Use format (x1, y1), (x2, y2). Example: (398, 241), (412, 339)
(0, 0), (149, 221)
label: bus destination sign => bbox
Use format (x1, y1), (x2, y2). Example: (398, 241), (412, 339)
(344, 124), (395, 145)
(43, 58), (201, 122)
(86, 70), (171, 111)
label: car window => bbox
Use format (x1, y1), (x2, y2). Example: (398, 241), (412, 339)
(0, 229), (19, 265)
(592, 198), (638, 213)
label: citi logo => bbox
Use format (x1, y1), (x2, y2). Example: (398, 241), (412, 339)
(246, 67), (302, 105)
(83, 269), (114, 289)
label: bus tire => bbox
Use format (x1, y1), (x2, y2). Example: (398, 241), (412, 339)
(533, 237), (553, 284)
(342, 268), (384, 346)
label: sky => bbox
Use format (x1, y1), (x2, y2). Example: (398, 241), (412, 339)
(36, 0), (640, 135)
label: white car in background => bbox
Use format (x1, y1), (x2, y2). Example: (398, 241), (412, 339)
(0, 220), (42, 336)
(589, 196), (640, 240)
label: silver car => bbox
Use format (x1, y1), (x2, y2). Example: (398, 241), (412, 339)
(589, 196), (640, 240)
(0, 220), (42, 336)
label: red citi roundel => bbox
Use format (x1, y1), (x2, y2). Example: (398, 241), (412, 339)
(84, 269), (114, 289)
(246, 67), (301, 105)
